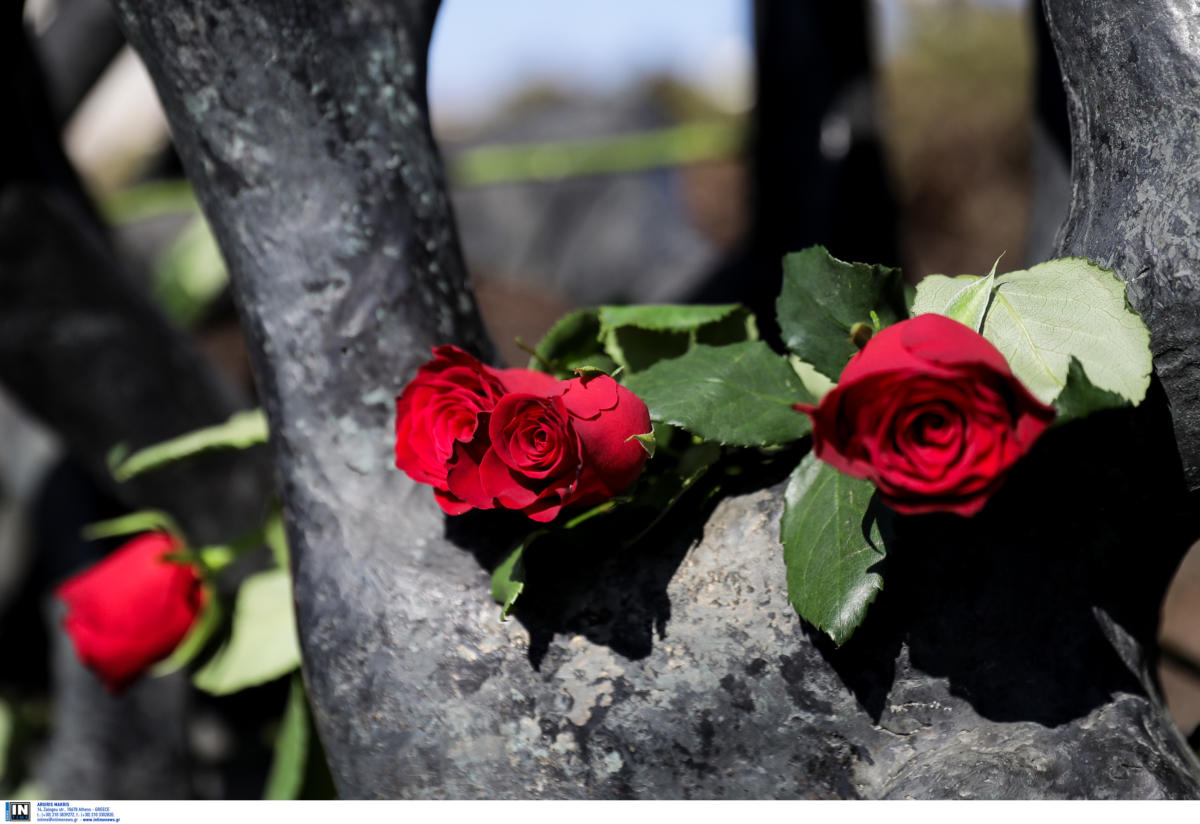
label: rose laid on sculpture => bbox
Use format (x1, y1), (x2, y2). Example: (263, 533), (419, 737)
(797, 313), (1056, 516)
(396, 349), (652, 521)
(394, 345), (559, 515)
(56, 531), (206, 692)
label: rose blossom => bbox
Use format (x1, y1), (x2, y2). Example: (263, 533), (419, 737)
(394, 345), (558, 515)
(559, 373), (653, 506)
(797, 313), (1056, 516)
(444, 373), (653, 521)
(448, 393), (583, 522)
(56, 532), (205, 692)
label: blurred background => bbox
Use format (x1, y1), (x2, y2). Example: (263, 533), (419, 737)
(3, 0), (1198, 799)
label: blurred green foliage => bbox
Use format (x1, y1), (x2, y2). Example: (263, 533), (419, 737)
(452, 120), (742, 186)
(104, 182), (230, 329)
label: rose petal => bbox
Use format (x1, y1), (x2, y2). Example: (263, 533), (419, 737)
(445, 431), (497, 511)
(523, 496), (565, 523)
(566, 381), (651, 502)
(561, 374), (620, 420)
(395, 347), (507, 494)
(480, 448), (540, 510)
(433, 488), (474, 516)
(493, 367), (563, 397)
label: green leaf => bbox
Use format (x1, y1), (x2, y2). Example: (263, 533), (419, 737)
(534, 303), (759, 377)
(598, 304), (758, 374)
(82, 510), (182, 543)
(101, 179), (200, 225)
(623, 341), (814, 447)
(193, 568), (301, 695)
(563, 500), (625, 529)
(677, 441), (722, 480)
(694, 306), (758, 347)
(603, 326), (690, 373)
(937, 255), (999, 332)
(1053, 357), (1128, 425)
(150, 596), (225, 677)
(777, 246), (908, 380)
(528, 309), (605, 375)
(264, 674), (310, 800)
(113, 409), (269, 482)
(106, 442), (131, 472)
(781, 454), (889, 645)
(598, 303), (742, 334)
(0, 696), (12, 784)
(912, 258), (1152, 405)
(788, 356), (836, 402)
(154, 215), (229, 328)
(491, 541), (529, 621)
(568, 353), (620, 376)
(195, 544), (237, 572)
(265, 510), (290, 571)
(194, 518), (282, 575)
(625, 430), (656, 458)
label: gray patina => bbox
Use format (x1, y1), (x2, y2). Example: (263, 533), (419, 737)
(1046, 0), (1200, 489)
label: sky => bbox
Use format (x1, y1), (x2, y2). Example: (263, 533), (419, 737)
(428, 0), (753, 121)
(428, 0), (1030, 124)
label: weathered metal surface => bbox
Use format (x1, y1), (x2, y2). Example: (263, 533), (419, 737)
(1045, 0), (1200, 489)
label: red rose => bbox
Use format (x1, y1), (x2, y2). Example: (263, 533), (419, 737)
(798, 313), (1056, 516)
(55, 532), (205, 692)
(560, 373), (653, 507)
(445, 373), (652, 521)
(394, 346), (558, 515)
(449, 393), (583, 522)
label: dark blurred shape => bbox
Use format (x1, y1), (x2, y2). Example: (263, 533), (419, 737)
(1026, 0), (1071, 263)
(1, 12), (95, 222)
(0, 188), (267, 545)
(1034, 0), (1070, 160)
(1, 4), (273, 799)
(692, 0), (899, 342)
(33, 0), (126, 126)
(1044, 0), (1200, 491)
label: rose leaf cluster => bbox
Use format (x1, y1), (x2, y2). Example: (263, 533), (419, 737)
(776, 246), (1150, 646)
(783, 312), (1056, 644)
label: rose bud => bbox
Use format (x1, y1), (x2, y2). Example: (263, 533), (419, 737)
(55, 532), (206, 693)
(394, 345), (558, 514)
(560, 373), (653, 507)
(797, 313), (1056, 517)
